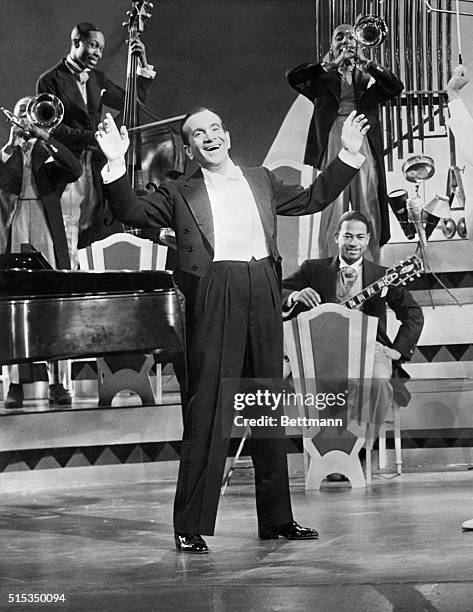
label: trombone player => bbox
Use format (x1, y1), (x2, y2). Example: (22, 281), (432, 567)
(286, 19), (403, 262)
(0, 95), (82, 409)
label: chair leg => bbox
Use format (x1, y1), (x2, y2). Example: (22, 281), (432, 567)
(154, 363), (162, 403)
(365, 422), (374, 484)
(378, 422), (387, 469)
(392, 403), (402, 475)
(221, 426), (251, 494)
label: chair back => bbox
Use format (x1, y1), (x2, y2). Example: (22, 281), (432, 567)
(78, 232), (168, 271)
(284, 304), (378, 488)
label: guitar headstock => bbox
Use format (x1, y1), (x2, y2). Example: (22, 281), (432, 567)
(123, 1), (153, 35)
(388, 254), (424, 287)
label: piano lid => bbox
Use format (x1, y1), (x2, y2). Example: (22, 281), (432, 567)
(0, 269), (176, 298)
(0, 252), (53, 270)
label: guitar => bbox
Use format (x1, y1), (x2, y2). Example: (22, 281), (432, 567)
(341, 254), (423, 310)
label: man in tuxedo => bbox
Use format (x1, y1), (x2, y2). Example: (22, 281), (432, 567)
(286, 24), (403, 261)
(36, 22), (155, 266)
(0, 96), (82, 408)
(94, 106), (368, 554)
(282, 210), (424, 426)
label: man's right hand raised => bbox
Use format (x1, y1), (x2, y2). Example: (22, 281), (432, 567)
(95, 113), (130, 162)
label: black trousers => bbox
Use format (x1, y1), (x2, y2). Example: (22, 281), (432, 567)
(173, 257), (294, 535)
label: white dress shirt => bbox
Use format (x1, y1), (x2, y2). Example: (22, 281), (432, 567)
(202, 162), (267, 261)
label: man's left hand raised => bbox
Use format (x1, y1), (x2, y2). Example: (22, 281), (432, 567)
(341, 110), (369, 155)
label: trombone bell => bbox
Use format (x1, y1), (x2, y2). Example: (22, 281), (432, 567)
(354, 14), (388, 48)
(26, 94), (64, 130)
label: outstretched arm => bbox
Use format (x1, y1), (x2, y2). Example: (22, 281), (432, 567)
(95, 113), (173, 229)
(274, 111), (369, 216)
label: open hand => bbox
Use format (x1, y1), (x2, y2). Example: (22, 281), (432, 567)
(95, 113), (130, 161)
(341, 110), (369, 155)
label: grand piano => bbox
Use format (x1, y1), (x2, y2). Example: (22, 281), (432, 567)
(0, 254), (185, 366)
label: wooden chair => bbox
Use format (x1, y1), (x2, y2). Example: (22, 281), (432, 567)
(284, 304), (378, 488)
(78, 233), (168, 406)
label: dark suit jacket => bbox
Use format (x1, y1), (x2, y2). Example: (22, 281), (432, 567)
(282, 257), (424, 362)
(36, 59), (152, 153)
(286, 61), (404, 246)
(104, 157), (359, 300)
(0, 138), (83, 269)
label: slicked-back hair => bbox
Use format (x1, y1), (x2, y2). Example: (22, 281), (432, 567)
(70, 22), (102, 44)
(335, 210), (372, 235)
(180, 107), (227, 146)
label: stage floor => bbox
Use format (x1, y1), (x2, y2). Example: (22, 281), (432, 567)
(2, 471), (473, 611)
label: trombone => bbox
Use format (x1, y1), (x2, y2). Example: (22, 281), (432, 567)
(1, 93), (64, 139)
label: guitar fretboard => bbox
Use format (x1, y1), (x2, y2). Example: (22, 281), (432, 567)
(343, 278), (388, 309)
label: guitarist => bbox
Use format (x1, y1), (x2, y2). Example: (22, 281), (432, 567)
(282, 210), (424, 424)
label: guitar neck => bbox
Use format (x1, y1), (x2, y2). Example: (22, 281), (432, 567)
(342, 278), (388, 310)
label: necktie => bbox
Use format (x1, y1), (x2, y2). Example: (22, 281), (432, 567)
(338, 64), (354, 85)
(340, 266), (358, 292)
(20, 140), (32, 153)
(76, 71), (89, 84)
(20, 140), (33, 164)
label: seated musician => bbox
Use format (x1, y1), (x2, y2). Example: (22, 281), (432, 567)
(0, 96), (82, 409)
(282, 210), (424, 428)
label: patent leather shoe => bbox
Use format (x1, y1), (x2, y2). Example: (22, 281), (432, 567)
(4, 383), (24, 409)
(48, 384), (72, 406)
(258, 520), (319, 540)
(174, 533), (209, 554)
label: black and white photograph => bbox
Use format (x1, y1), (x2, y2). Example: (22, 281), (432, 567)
(2, 1), (473, 610)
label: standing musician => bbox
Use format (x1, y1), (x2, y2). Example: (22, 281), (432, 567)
(0, 96), (82, 408)
(282, 210), (424, 429)
(286, 23), (403, 262)
(36, 22), (156, 267)
(94, 106), (369, 554)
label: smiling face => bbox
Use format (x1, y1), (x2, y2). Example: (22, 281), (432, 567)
(72, 30), (105, 69)
(182, 109), (231, 173)
(336, 219), (370, 264)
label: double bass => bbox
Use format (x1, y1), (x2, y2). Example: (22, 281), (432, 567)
(122, 0), (185, 199)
